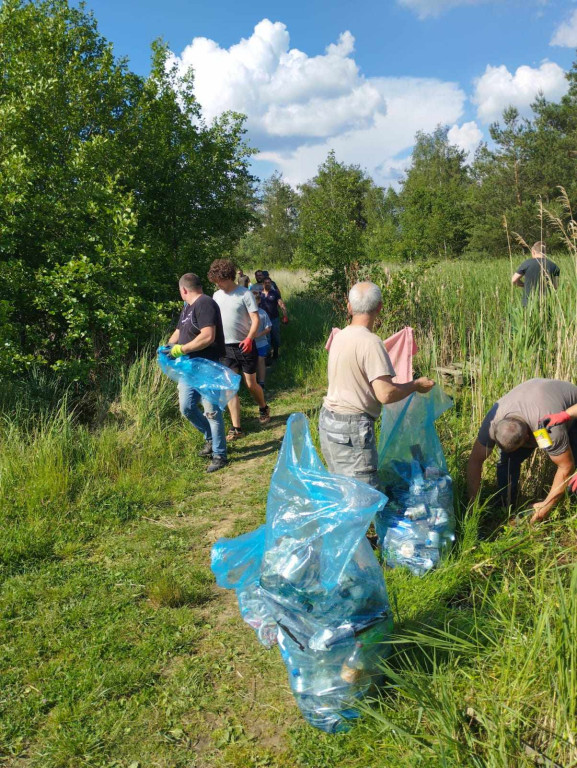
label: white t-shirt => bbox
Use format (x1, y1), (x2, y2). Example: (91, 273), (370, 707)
(323, 325), (396, 419)
(213, 286), (258, 344)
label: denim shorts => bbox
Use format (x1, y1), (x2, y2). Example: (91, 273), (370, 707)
(255, 343), (270, 358)
(318, 407), (379, 488)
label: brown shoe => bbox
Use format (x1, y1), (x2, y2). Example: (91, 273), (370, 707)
(226, 427), (244, 442)
(259, 405), (270, 425)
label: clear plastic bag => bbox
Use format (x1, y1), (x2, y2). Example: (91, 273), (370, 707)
(376, 388), (455, 575)
(211, 412), (393, 732)
(157, 347), (241, 409)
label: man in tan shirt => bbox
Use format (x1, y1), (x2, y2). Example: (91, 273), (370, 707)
(319, 282), (435, 488)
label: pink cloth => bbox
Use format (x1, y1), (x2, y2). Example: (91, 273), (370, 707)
(324, 325), (417, 384)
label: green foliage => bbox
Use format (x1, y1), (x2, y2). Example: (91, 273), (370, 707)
(235, 172), (298, 268)
(296, 151), (375, 297)
(0, 0), (255, 381)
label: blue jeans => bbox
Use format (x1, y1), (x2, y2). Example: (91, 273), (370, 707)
(270, 317), (281, 358)
(178, 381), (226, 458)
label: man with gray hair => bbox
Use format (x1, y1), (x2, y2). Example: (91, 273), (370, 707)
(467, 378), (577, 521)
(319, 281), (435, 488)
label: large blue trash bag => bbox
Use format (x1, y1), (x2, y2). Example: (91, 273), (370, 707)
(211, 412), (393, 733)
(157, 346), (241, 409)
(376, 387), (455, 576)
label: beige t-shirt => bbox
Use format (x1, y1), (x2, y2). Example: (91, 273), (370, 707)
(323, 325), (396, 419)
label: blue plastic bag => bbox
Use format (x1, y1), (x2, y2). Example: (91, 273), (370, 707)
(376, 387), (455, 575)
(157, 347), (241, 409)
(211, 412), (393, 733)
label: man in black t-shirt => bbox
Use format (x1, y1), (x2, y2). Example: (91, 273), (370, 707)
(512, 241), (560, 306)
(166, 273), (227, 472)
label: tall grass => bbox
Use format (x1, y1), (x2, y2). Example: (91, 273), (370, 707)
(1, 258), (576, 766)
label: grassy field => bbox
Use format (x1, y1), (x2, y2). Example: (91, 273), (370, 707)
(1, 262), (576, 767)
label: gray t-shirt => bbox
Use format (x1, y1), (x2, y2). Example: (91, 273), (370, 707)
(478, 378), (577, 456)
(213, 286), (258, 344)
(516, 257), (559, 306)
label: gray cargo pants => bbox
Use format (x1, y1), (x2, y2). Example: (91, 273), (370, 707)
(318, 406), (380, 489)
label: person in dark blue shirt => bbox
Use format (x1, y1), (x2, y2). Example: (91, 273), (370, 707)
(260, 276), (288, 359)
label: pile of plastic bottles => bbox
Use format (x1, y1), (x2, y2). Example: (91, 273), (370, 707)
(376, 388), (455, 576)
(376, 450), (455, 575)
(211, 412), (393, 733)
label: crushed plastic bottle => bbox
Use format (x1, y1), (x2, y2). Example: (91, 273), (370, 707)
(211, 412), (393, 732)
(376, 388), (455, 576)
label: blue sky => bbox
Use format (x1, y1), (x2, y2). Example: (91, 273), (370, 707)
(84, 0), (577, 186)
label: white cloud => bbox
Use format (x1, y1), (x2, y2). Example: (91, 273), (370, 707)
(448, 121), (483, 157)
(397, 0), (486, 19)
(473, 61), (568, 123)
(170, 20), (467, 187)
(168, 20), (385, 142)
(551, 9), (577, 47)
(259, 77), (466, 186)
(399, 0), (548, 19)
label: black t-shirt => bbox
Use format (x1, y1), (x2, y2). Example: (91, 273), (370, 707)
(260, 288), (282, 320)
(516, 257), (560, 306)
(176, 295), (225, 361)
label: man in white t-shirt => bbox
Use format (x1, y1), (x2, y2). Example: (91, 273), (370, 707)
(208, 259), (270, 440)
(319, 282), (435, 488)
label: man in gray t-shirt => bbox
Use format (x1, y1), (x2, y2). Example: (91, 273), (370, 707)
(208, 258), (270, 440)
(467, 378), (577, 521)
(512, 241), (559, 307)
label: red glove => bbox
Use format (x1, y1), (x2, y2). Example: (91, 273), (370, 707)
(568, 474), (577, 493)
(542, 411), (571, 427)
(282, 316), (289, 325)
(239, 337), (253, 353)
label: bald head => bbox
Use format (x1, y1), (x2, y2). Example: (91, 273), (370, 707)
(348, 282), (382, 315)
(494, 417), (529, 453)
(532, 241), (546, 258)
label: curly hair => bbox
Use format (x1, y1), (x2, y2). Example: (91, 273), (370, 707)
(208, 258), (237, 283)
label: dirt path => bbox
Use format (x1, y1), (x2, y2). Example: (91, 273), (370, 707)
(173, 394), (321, 767)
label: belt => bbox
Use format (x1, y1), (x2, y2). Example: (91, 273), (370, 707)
(321, 406), (375, 423)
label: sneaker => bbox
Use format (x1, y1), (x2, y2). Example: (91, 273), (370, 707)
(259, 405), (271, 425)
(198, 440), (213, 457)
(207, 456), (227, 473)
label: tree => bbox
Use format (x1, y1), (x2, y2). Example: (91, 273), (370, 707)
(396, 127), (470, 260)
(0, 0), (255, 381)
(297, 151), (372, 297)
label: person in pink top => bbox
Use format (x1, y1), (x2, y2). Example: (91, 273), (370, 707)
(319, 281), (435, 488)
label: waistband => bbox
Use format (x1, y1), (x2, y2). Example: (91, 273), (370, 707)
(321, 406), (375, 423)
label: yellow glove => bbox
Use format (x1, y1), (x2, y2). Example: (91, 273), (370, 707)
(170, 344), (184, 358)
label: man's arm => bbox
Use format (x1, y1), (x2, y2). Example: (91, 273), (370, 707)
(531, 448), (575, 522)
(512, 272), (524, 288)
(278, 298), (288, 318)
(371, 375), (435, 405)
(467, 439), (493, 500)
(247, 311), (260, 341)
(168, 329), (180, 344)
(179, 326), (215, 354)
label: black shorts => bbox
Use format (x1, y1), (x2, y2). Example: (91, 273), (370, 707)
(221, 344), (258, 375)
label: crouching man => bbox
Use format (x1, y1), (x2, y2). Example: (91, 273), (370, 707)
(319, 281), (435, 488)
(467, 378), (577, 521)
(166, 273), (227, 473)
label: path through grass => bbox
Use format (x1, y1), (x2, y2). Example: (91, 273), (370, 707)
(2, 268), (577, 767)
